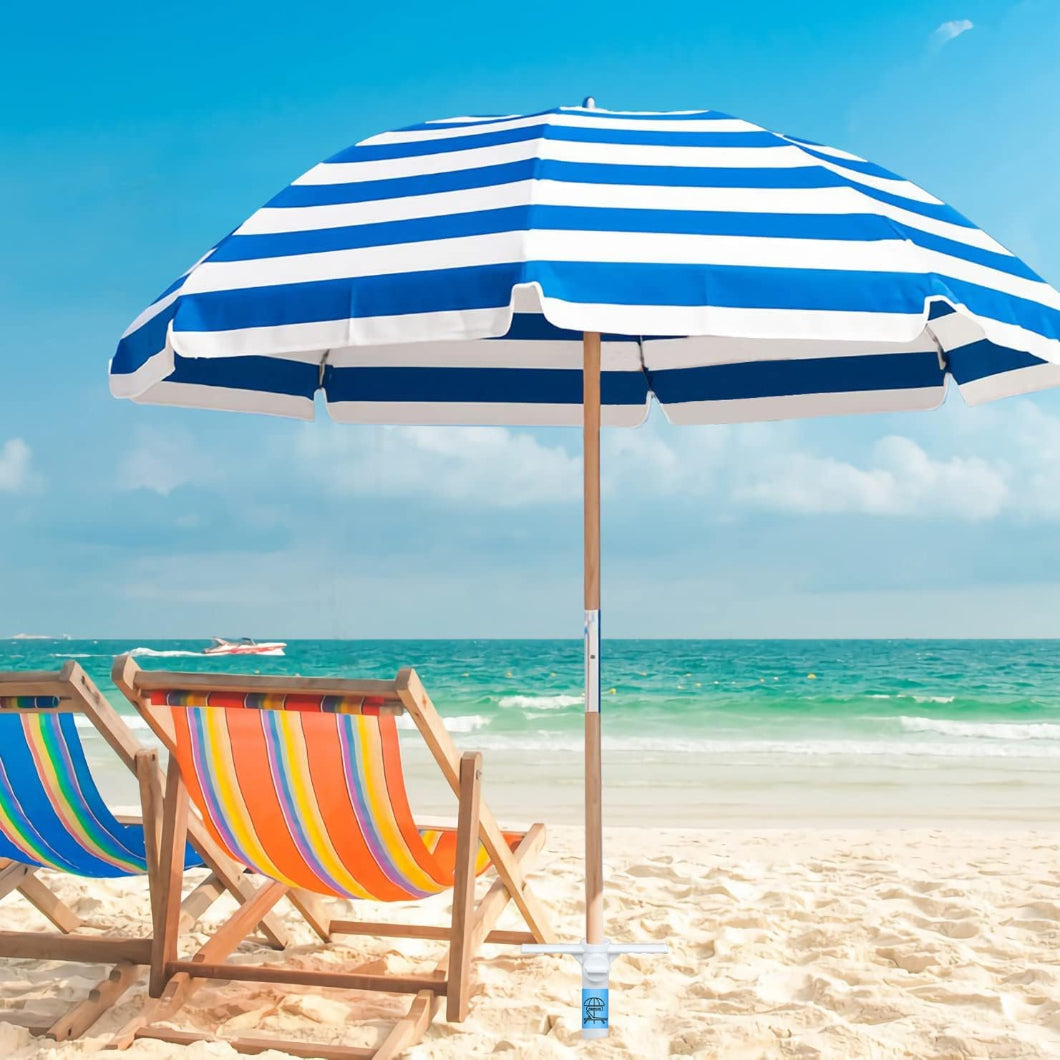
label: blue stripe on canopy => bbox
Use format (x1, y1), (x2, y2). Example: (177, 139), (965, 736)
(110, 105), (1060, 426)
(649, 351), (945, 404)
(947, 340), (1044, 384)
(325, 365), (648, 406)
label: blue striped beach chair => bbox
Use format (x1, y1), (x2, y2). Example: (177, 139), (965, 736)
(0, 661), (294, 1040)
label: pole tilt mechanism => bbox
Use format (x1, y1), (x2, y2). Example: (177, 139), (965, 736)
(521, 940), (668, 1038)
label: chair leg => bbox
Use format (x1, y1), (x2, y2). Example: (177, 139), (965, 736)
(150, 752), (189, 998)
(46, 961), (140, 1041)
(446, 751), (482, 1023)
(176, 874), (225, 931)
(286, 889), (332, 943)
(376, 990), (438, 1060)
(0, 858), (81, 934)
(135, 749), (163, 872)
(135, 748), (165, 960)
(0, 859), (35, 901)
(16, 875), (81, 933)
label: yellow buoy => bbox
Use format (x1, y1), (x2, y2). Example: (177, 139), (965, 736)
(807, 673), (817, 680)
(505, 671), (513, 678)
(608, 687), (617, 695)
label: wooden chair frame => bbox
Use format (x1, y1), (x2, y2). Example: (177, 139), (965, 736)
(112, 656), (556, 1059)
(0, 661), (295, 1040)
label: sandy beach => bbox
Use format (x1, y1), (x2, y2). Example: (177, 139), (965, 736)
(1, 824), (1058, 1059)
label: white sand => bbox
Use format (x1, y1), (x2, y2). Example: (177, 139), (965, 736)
(1, 825), (1059, 1058)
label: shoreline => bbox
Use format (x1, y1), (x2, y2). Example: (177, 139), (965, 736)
(80, 728), (1060, 830)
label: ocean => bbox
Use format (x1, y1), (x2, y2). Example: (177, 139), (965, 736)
(7, 638), (1060, 826)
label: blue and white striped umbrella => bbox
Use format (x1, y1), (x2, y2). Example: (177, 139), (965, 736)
(109, 103), (1060, 1041)
(110, 106), (1060, 426)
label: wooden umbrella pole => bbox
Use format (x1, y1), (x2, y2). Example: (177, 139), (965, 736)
(521, 105), (666, 1035)
(583, 331), (604, 946)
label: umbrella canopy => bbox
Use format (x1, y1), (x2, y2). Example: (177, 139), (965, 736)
(110, 104), (1060, 1039)
(112, 106), (1060, 425)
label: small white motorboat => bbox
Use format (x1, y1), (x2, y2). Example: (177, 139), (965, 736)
(203, 637), (287, 657)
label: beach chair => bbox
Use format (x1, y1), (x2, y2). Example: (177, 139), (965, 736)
(0, 661), (295, 1040)
(112, 656), (555, 1060)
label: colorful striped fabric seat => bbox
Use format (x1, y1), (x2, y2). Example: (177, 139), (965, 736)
(0, 701), (201, 877)
(155, 690), (508, 901)
(0, 710), (149, 877)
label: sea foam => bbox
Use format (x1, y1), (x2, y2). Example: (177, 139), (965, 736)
(899, 716), (1060, 741)
(469, 734), (1060, 758)
(75, 714), (151, 732)
(497, 694), (583, 710)
(128, 648), (204, 658)
(396, 714), (490, 733)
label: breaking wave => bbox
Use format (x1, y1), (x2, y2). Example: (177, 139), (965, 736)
(497, 694), (583, 710)
(898, 716), (1060, 741)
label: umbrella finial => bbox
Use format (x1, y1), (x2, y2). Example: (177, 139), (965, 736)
(582, 95), (596, 109)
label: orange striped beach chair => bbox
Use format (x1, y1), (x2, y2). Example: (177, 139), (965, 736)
(0, 662), (292, 1040)
(112, 656), (555, 1059)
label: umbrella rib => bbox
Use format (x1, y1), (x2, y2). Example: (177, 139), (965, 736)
(925, 324), (948, 373)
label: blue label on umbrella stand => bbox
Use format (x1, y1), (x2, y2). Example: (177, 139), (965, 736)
(582, 988), (608, 1029)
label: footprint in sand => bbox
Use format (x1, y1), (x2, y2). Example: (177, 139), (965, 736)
(920, 916), (980, 940)
(875, 946), (938, 973)
(755, 967), (811, 1004)
(624, 860), (693, 884)
(700, 879), (761, 903)
(1016, 901), (1060, 921)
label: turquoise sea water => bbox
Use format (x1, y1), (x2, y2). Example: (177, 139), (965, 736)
(7, 638), (1060, 823)
(7, 637), (1060, 755)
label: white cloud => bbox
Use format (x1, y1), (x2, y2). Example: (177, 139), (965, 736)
(297, 424), (581, 508)
(931, 18), (974, 47)
(0, 439), (34, 493)
(996, 402), (1060, 518)
(604, 428), (688, 497)
(731, 436), (1007, 520)
(283, 399), (1060, 524)
(118, 429), (210, 496)
(594, 400), (1060, 523)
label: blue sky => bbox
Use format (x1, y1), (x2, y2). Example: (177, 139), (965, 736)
(2, 0), (1060, 638)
